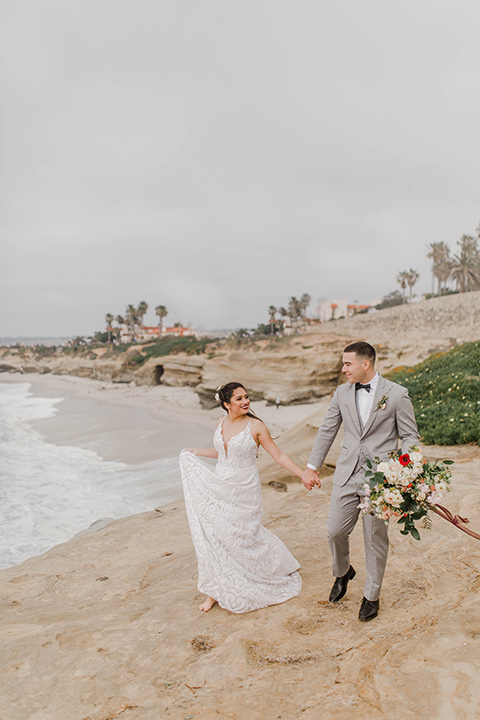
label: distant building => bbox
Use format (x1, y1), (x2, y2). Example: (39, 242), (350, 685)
(313, 300), (375, 322)
(314, 299), (348, 322)
(140, 326), (161, 340)
(120, 325), (196, 343)
(347, 303), (372, 316)
(162, 325), (195, 338)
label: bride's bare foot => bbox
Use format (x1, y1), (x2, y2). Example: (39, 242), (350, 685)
(199, 596), (217, 612)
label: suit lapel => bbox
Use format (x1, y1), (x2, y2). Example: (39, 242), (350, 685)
(361, 374), (387, 437)
(347, 382), (362, 434)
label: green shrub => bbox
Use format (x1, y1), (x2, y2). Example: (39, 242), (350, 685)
(33, 345), (57, 357)
(388, 341), (480, 446)
(141, 336), (216, 360)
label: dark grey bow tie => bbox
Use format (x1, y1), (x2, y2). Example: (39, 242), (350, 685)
(355, 383), (371, 392)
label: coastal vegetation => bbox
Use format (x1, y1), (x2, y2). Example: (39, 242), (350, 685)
(426, 229), (480, 295)
(389, 340), (480, 446)
(131, 336), (215, 360)
(250, 294), (312, 337)
(396, 268), (420, 302)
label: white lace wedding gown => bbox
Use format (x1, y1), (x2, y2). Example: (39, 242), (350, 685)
(179, 419), (302, 613)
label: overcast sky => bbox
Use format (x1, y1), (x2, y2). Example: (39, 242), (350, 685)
(1, 0), (479, 337)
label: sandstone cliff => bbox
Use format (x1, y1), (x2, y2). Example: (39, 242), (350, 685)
(2, 291), (480, 406)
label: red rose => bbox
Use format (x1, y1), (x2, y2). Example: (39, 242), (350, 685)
(399, 453), (411, 466)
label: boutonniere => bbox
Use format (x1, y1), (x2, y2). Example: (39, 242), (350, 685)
(376, 394), (389, 411)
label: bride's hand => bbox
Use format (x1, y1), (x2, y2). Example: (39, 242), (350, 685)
(185, 448), (199, 455)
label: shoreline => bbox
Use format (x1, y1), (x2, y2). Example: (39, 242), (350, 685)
(0, 372), (326, 462)
(0, 373), (327, 565)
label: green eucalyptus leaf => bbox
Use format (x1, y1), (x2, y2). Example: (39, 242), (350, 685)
(410, 527), (421, 541)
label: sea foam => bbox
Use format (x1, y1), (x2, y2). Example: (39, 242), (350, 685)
(0, 382), (183, 569)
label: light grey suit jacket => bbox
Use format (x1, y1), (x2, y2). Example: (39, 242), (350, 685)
(308, 374), (419, 487)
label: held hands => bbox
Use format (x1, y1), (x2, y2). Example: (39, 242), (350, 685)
(301, 467), (321, 491)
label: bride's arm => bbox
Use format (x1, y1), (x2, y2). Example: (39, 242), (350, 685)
(184, 418), (222, 458)
(253, 421), (304, 479)
(184, 447), (219, 458)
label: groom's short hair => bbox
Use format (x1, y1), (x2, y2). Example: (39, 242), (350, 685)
(344, 341), (376, 364)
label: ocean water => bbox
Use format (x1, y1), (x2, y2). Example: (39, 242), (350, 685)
(0, 382), (192, 570)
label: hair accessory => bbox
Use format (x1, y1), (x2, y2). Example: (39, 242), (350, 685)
(214, 385), (222, 403)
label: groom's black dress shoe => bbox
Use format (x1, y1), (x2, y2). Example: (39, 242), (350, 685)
(358, 597), (379, 622)
(328, 565), (356, 602)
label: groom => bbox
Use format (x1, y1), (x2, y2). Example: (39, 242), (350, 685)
(302, 341), (419, 621)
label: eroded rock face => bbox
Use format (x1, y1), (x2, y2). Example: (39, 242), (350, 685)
(0, 364), (16, 373)
(2, 291), (480, 403)
(157, 356), (205, 387)
(127, 355), (206, 387)
(196, 339), (345, 408)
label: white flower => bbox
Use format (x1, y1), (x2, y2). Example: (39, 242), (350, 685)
(383, 488), (403, 507)
(410, 451), (423, 463)
(358, 496), (371, 513)
(377, 462), (390, 474)
(427, 492), (443, 506)
(411, 462), (424, 478)
(398, 473), (412, 488)
(384, 461), (402, 483)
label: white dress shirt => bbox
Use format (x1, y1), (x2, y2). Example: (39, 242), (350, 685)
(306, 373), (379, 471)
(356, 372), (379, 427)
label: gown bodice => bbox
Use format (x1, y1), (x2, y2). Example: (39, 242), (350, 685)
(214, 419), (258, 471)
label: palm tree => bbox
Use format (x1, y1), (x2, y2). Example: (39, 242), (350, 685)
(406, 268), (419, 301)
(278, 306), (288, 332)
(458, 234), (478, 258)
(125, 304), (139, 342)
(396, 271), (409, 303)
(449, 235), (480, 292)
(155, 305), (168, 338)
(288, 296), (302, 329)
(437, 258), (453, 294)
(300, 293), (311, 318)
(426, 242), (450, 295)
(450, 246), (480, 293)
(268, 305), (277, 335)
(105, 313), (114, 343)
(115, 315), (125, 342)
(137, 301), (148, 330)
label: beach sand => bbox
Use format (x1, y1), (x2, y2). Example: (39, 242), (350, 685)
(2, 373), (326, 464)
(1, 374), (480, 719)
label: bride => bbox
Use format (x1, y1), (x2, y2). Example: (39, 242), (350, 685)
(179, 381), (304, 614)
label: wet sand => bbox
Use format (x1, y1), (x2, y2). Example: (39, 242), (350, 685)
(2, 372), (324, 464)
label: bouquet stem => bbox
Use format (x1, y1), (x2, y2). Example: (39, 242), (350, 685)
(430, 504), (480, 540)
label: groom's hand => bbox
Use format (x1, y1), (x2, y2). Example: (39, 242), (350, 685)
(302, 467), (320, 490)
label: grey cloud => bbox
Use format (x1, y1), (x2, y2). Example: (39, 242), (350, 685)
(1, 0), (479, 336)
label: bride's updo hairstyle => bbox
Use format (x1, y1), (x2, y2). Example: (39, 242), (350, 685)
(216, 382), (262, 422)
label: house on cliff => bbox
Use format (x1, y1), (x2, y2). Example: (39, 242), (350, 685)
(120, 325), (195, 343)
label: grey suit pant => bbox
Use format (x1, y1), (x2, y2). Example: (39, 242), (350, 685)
(327, 470), (389, 602)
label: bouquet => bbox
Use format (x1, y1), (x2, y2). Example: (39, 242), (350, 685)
(359, 446), (453, 540)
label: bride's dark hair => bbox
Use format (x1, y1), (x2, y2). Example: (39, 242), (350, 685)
(217, 382), (262, 422)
